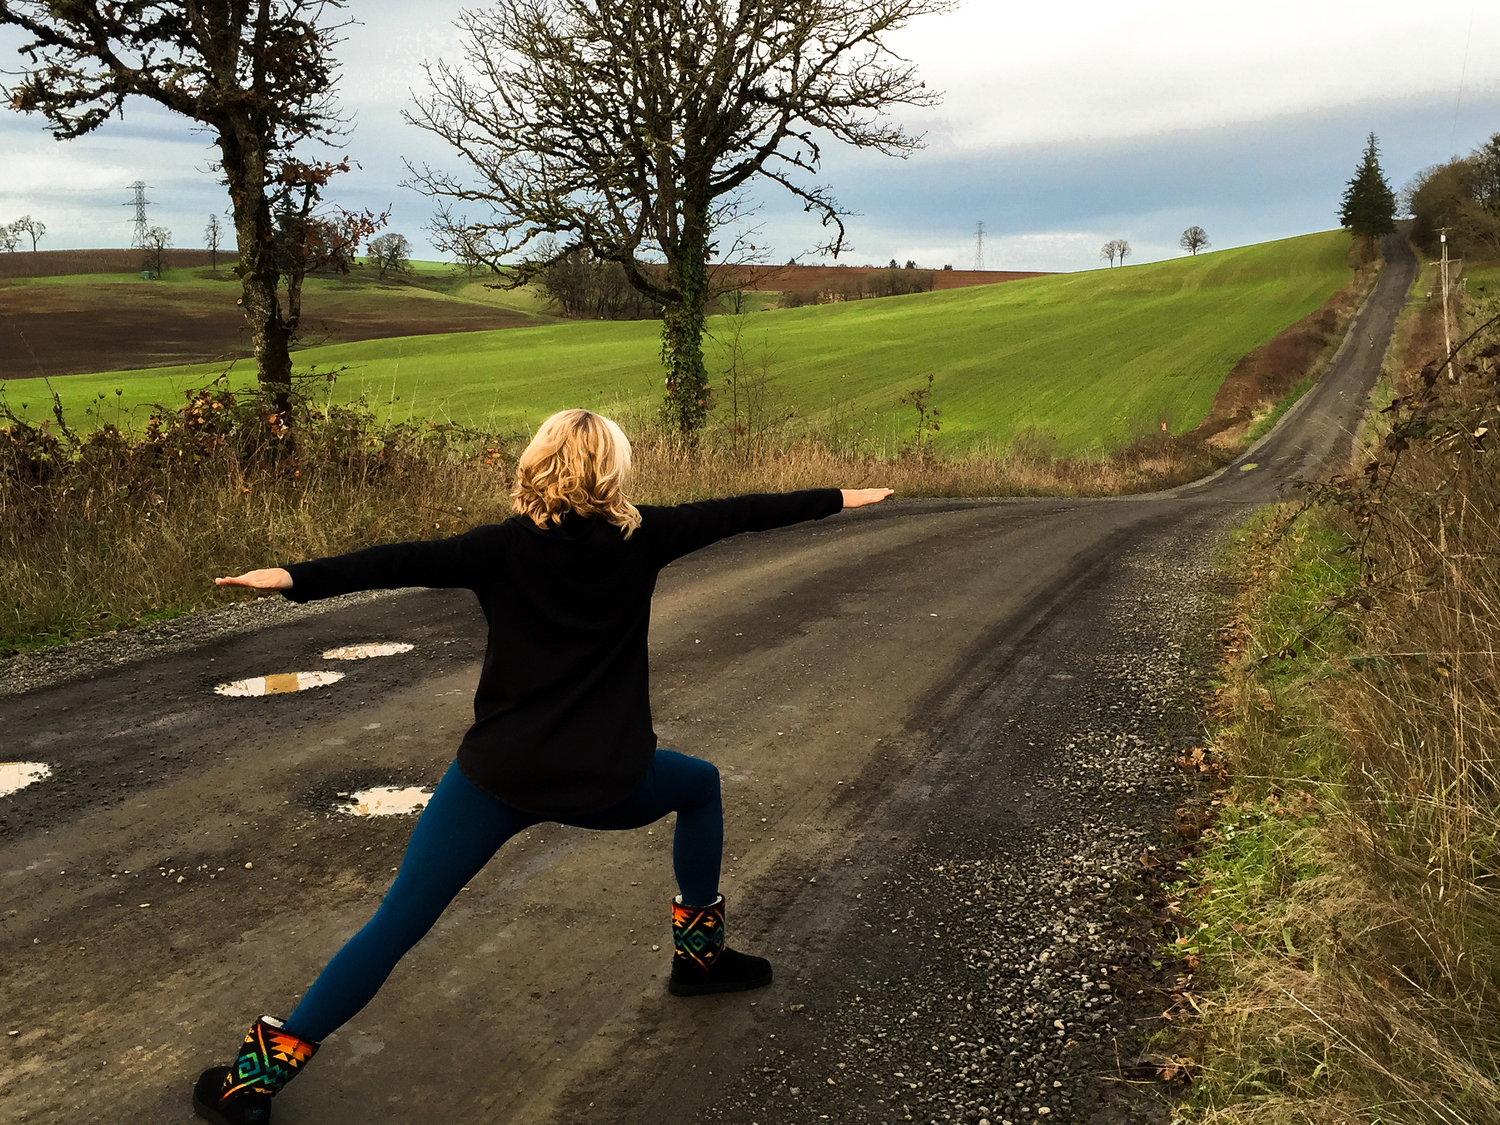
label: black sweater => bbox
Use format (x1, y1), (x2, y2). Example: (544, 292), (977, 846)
(282, 489), (845, 816)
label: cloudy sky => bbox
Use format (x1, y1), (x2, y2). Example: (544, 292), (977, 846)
(1, 0), (1496, 272)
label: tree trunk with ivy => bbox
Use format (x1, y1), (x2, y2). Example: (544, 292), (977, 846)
(218, 125), (297, 412)
(0, 0), (355, 416)
(660, 223), (711, 435)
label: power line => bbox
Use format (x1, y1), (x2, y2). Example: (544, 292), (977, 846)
(973, 221), (985, 272)
(1452, 0), (1477, 147)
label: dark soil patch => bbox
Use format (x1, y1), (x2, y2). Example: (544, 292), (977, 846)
(0, 277), (542, 381)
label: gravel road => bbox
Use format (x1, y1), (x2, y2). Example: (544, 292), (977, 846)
(0, 235), (1415, 1125)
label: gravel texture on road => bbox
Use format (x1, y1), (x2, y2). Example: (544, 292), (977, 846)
(679, 518), (1227, 1125)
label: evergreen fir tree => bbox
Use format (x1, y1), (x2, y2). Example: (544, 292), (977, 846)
(1339, 132), (1397, 243)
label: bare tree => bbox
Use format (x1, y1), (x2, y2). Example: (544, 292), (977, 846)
(0, 1), (361, 410)
(205, 214), (225, 271)
(1100, 240), (1118, 267)
(367, 233), (412, 280)
(142, 225), (171, 275)
(11, 214), (45, 251)
(1179, 226), (1209, 255)
(406, 0), (954, 435)
(1115, 239), (1131, 266)
(428, 217), (490, 278)
(0, 223), (18, 252)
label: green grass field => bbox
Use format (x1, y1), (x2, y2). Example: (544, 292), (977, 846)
(4, 232), (1355, 455)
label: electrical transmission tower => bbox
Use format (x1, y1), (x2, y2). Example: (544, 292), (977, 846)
(973, 221), (986, 272)
(124, 181), (152, 248)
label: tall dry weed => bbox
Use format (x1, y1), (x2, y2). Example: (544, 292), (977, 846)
(1186, 268), (1500, 1125)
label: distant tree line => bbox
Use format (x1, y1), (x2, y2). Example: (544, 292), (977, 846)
(1403, 131), (1500, 259)
(533, 245), (665, 320)
(781, 266), (936, 308)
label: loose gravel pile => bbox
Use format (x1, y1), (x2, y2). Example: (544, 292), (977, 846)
(702, 514), (1232, 1125)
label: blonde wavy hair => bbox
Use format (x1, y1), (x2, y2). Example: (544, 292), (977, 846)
(511, 409), (642, 537)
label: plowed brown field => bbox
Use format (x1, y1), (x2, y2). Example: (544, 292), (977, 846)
(0, 276), (542, 381)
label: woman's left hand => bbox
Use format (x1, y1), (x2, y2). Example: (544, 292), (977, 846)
(841, 488), (894, 509)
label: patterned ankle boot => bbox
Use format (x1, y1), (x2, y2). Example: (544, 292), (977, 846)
(668, 894), (773, 997)
(192, 1016), (319, 1125)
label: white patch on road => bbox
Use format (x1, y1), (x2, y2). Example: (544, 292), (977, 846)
(0, 762), (51, 797)
(214, 671), (345, 697)
(338, 786), (432, 817)
(322, 642), (415, 660)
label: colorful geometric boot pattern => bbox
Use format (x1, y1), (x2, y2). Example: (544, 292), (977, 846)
(220, 1016), (319, 1101)
(671, 894), (726, 970)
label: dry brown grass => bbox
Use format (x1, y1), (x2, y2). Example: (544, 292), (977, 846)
(0, 383), (517, 656)
(1181, 264), (1500, 1125)
(0, 373), (1230, 657)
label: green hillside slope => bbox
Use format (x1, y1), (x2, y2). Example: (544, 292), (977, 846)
(8, 231), (1354, 456)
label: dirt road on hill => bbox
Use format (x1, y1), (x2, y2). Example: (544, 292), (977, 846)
(0, 235), (1416, 1125)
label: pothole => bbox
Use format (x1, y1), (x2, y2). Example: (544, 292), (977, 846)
(0, 762), (52, 797)
(336, 786), (433, 817)
(322, 642), (415, 660)
(214, 671), (345, 697)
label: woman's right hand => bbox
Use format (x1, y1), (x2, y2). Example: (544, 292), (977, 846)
(215, 568), (293, 590)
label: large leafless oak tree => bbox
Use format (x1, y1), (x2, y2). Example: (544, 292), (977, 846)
(0, 0), (366, 409)
(407, 0), (954, 434)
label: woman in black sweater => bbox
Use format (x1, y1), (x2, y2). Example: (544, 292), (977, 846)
(193, 409), (891, 1124)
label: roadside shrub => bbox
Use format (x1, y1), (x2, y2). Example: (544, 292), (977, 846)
(0, 377), (518, 656)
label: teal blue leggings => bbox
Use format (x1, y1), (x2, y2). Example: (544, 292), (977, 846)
(284, 750), (721, 1043)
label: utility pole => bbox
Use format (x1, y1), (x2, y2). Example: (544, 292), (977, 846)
(1440, 228), (1455, 383)
(124, 181), (151, 249)
(973, 221), (985, 272)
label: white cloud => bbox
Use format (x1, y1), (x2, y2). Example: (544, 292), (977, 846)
(2, 1), (1497, 264)
(889, 0), (1500, 151)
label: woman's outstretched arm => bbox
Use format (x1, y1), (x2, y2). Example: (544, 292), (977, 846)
(215, 568), (293, 590)
(213, 531), (485, 604)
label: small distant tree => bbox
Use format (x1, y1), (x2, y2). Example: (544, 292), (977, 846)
(205, 214), (224, 270)
(428, 217), (489, 278)
(1100, 240), (1118, 267)
(1179, 226), (1209, 255)
(0, 223), (18, 252)
(905, 259), (917, 270)
(11, 214), (45, 251)
(1116, 239), (1131, 266)
(367, 232), (412, 279)
(142, 225), (171, 274)
(1340, 132), (1397, 245)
